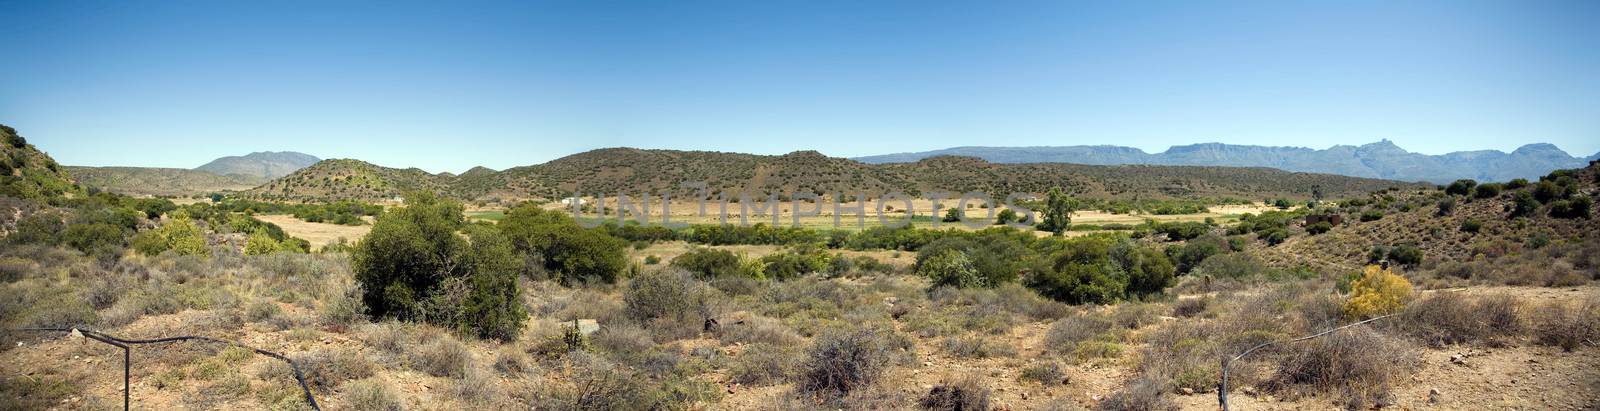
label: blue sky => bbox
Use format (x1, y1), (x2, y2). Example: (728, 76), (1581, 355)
(2, 0), (1596, 173)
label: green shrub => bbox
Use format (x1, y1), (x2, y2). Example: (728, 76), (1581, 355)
(918, 249), (983, 288)
(498, 203), (627, 284)
(1473, 183), (1502, 199)
(1306, 221), (1332, 235)
(995, 209), (1019, 225)
(759, 245), (831, 280)
(1112, 243), (1174, 297)
(1548, 197), (1591, 219)
(1460, 219), (1483, 233)
(671, 247), (752, 279)
(8, 213), (64, 246)
(1359, 210), (1384, 222)
(1026, 237), (1126, 305)
(62, 223), (125, 255)
(1435, 198), (1455, 216)
(1445, 179), (1477, 196)
(1511, 191), (1540, 218)
(353, 192), (525, 339)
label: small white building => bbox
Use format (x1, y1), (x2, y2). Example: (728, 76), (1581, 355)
(560, 197), (587, 207)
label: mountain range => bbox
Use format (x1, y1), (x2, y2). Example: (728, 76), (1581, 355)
(855, 141), (1600, 184)
(196, 151), (321, 180)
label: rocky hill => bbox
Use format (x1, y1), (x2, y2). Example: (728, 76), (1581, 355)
(856, 141), (1596, 184)
(250, 148), (1426, 202)
(0, 124), (76, 201)
(1259, 161), (1599, 271)
(196, 151), (320, 180)
(65, 166), (265, 197)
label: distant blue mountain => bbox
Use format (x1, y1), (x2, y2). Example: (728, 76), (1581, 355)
(855, 141), (1592, 184)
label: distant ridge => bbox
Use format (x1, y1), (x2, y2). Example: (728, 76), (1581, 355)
(854, 141), (1594, 184)
(196, 151), (320, 180)
(248, 148), (1427, 203)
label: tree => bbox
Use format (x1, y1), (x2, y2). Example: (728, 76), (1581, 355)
(1510, 191), (1540, 218)
(1037, 187), (1074, 236)
(455, 224), (525, 340)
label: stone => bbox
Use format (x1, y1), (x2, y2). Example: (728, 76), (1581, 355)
(1428, 388), (1442, 404)
(1180, 387), (1195, 395)
(576, 319), (600, 336)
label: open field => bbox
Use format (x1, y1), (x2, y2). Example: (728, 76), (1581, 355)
(252, 214), (371, 249)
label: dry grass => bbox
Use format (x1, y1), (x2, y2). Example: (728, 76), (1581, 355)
(1531, 298), (1600, 351)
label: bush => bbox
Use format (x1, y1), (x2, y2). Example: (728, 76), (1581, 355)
(918, 249), (983, 288)
(1473, 183), (1502, 199)
(1385, 244), (1423, 267)
(1027, 236), (1126, 305)
(1019, 362), (1067, 385)
(411, 337), (472, 378)
(1460, 219), (1483, 233)
(1112, 243), (1175, 297)
(8, 213), (63, 246)
(1510, 191), (1540, 218)
(1306, 221), (1332, 235)
(670, 248), (752, 279)
(798, 327), (893, 399)
(918, 377), (990, 411)
(1264, 326), (1416, 409)
(62, 222), (125, 256)
(623, 269), (716, 329)
(1344, 265), (1411, 319)
(1359, 210), (1384, 222)
(498, 203), (627, 284)
(1044, 313), (1113, 351)
(353, 192), (525, 340)
(995, 209), (1019, 225)
(1548, 196), (1592, 219)
(729, 343), (800, 386)
(1097, 376), (1173, 411)
(343, 378), (403, 411)
(1394, 293), (1520, 347)
(135, 217), (208, 257)
(1445, 179), (1476, 196)
(1531, 299), (1599, 351)
(1435, 198), (1455, 216)
(759, 245), (832, 280)
(294, 348), (375, 389)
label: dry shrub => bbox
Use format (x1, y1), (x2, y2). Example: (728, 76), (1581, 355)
(1531, 299), (1600, 351)
(356, 321), (411, 354)
(918, 377), (990, 411)
(1393, 292), (1521, 347)
(942, 336), (1016, 359)
(343, 377), (402, 411)
(798, 327), (893, 399)
(1045, 313), (1113, 352)
(730, 343), (801, 385)
(1263, 326), (1417, 409)
(293, 348), (375, 389)
(1171, 297), (1209, 318)
(411, 337), (472, 378)
(452, 367), (505, 407)
(493, 346), (532, 375)
(591, 322), (656, 364)
(716, 314), (801, 346)
(1019, 362), (1067, 385)
(1097, 376), (1175, 411)
(1112, 303), (1160, 329)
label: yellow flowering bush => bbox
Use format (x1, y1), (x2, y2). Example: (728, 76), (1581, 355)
(1344, 265), (1412, 319)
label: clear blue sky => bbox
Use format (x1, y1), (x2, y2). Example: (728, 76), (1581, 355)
(2, 0), (1596, 173)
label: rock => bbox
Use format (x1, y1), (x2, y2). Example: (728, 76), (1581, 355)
(1241, 386), (1257, 396)
(1450, 354), (1466, 364)
(576, 319), (600, 335)
(1180, 387), (1195, 395)
(1428, 388), (1442, 404)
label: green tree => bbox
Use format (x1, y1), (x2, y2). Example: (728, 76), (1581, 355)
(1026, 236), (1126, 304)
(1037, 187), (1074, 236)
(1445, 179), (1477, 196)
(456, 224), (526, 340)
(244, 231), (281, 255)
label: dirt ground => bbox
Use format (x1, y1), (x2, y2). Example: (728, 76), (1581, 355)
(6, 285), (1594, 410)
(253, 214), (371, 249)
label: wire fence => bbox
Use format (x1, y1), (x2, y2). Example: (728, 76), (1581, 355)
(9, 326), (321, 411)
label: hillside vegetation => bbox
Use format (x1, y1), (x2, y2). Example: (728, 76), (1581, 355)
(66, 166), (266, 197)
(250, 148), (1424, 203)
(196, 151), (321, 180)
